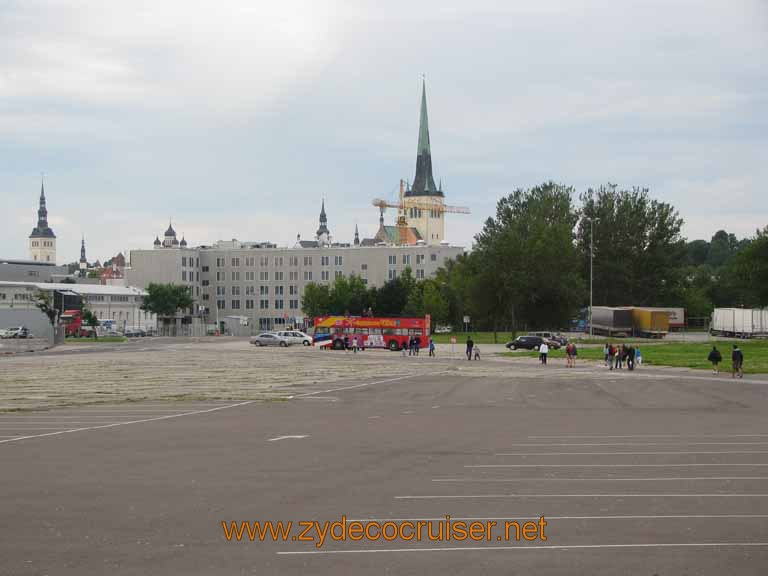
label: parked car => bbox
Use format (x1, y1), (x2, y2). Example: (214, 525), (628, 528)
(275, 330), (313, 346)
(505, 335), (561, 351)
(1, 326), (29, 339)
(123, 328), (145, 338)
(250, 332), (290, 347)
(530, 331), (567, 346)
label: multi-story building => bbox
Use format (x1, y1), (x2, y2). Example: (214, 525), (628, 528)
(125, 81), (466, 331)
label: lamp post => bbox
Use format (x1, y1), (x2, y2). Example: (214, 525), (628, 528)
(587, 217), (600, 337)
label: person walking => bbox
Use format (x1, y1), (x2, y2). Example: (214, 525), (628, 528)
(429, 337), (436, 357)
(565, 342), (573, 368)
(351, 335), (358, 354)
(604, 343), (611, 367)
(732, 344), (744, 379)
(627, 345), (636, 370)
(466, 337), (474, 361)
(539, 341), (549, 365)
(708, 346), (722, 374)
(571, 342), (578, 367)
(635, 345), (642, 367)
(408, 336), (414, 356)
(414, 336), (421, 356)
(344, 334), (350, 352)
(473, 344), (481, 360)
(608, 343), (615, 370)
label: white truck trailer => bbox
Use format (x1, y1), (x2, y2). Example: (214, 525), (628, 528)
(710, 308), (768, 338)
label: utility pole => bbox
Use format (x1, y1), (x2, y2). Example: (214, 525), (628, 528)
(588, 217), (600, 337)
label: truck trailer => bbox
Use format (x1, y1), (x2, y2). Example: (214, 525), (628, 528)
(590, 306), (634, 336)
(710, 308), (768, 338)
(631, 308), (669, 338)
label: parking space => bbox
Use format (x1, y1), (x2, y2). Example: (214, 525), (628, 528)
(2, 342), (768, 574)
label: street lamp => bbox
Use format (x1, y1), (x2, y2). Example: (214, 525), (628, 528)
(586, 217), (600, 337)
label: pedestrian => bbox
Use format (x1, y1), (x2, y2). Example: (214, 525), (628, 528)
(614, 344), (624, 370)
(344, 334), (350, 352)
(732, 344), (744, 379)
(474, 344), (481, 360)
(429, 337), (436, 357)
(565, 342), (573, 368)
(635, 345), (642, 367)
(604, 343), (611, 367)
(414, 336), (421, 356)
(466, 336), (474, 361)
(408, 336), (414, 356)
(608, 343), (615, 370)
(352, 335), (358, 354)
(539, 341), (549, 365)
(627, 345), (636, 370)
(401, 340), (407, 357)
(571, 342), (578, 367)
(708, 345), (722, 374)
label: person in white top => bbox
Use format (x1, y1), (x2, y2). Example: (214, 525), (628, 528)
(539, 341), (549, 365)
(352, 336), (358, 354)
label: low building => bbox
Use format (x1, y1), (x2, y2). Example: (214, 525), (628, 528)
(0, 281), (156, 332)
(0, 258), (69, 283)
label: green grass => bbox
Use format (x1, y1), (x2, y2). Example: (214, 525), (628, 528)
(504, 340), (768, 374)
(64, 336), (127, 344)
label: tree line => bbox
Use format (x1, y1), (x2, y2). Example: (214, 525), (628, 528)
(302, 181), (767, 332)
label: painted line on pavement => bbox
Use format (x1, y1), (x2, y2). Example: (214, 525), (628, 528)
(267, 435), (309, 442)
(433, 477), (768, 482)
(395, 494), (768, 499)
(467, 463), (768, 468)
(495, 451), (768, 456)
(0, 400), (256, 445)
(290, 370), (452, 399)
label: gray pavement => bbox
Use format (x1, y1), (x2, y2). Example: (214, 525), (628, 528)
(1, 345), (768, 575)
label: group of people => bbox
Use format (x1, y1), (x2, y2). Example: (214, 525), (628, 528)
(465, 337), (481, 360)
(708, 344), (745, 378)
(603, 343), (641, 370)
(402, 336), (437, 357)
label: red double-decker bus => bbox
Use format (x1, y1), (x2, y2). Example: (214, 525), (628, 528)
(313, 315), (431, 351)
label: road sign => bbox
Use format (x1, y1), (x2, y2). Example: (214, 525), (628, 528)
(463, 315), (470, 324)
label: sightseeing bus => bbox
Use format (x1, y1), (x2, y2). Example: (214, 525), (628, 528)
(313, 315), (431, 351)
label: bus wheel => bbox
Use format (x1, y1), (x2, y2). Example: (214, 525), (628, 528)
(388, 339), (400, 352)
(332, 339), (344, 350)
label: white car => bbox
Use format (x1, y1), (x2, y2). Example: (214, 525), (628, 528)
(276, 330), (313, 346)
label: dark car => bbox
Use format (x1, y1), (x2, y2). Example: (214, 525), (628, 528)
(505, 335), (561, 351)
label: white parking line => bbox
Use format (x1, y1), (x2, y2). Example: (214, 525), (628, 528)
(267, 435), (309, 442)
(278, 542), (768, 555)
(433, 477), (768, 482)
(503, 442), (768, 446)
(346, 514), (768, 522)
(495, 451), (768, 456)
(395, 494), (768, 499)
(0, 400), (255, 445)
(467, 464), (768, 468)
(290, 370), (452, 399)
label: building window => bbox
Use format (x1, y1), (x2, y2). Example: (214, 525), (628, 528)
(275, 271), (283, 281)
(246, 286), (255, 295)
(202, 280), (210, 287)
(259, 299), (269, 310)
(303, 256), (313, 266)
(182, 271), (187, 281)
(430, 253), (437, 261)
(202, 294), (209, 301)
(304, 271), (313, 281)
(289, 270), (298, 281)
(231, 286), (241, 296)
(246, 299), (254, 309)
(246, 256), (255, 267)
(231, 271), (240, 281)
(246, 271), (255, 281)
(275, 286), (284, 296)
(216, 271), (225, 281)
(402, 254), (410, 265)
(289, 256), (298, 266)
(321, 270), (329, 281)
(388, 269), (397, 280)
(388, 255), (396, 265)
(416, 254), (425, 264)
(416, 269), (425, 279)
(216, 286), (225, 296)
(182, 257), (187, 267)
(289, 299), (299, 309)
(289, 285), (298, 295)
(231, 300), (241, 309)
(274, 256), (283, 267)
(335, 270), (343, 279)
(334, 255), (343, 266)
(232, 257), (240, 267)
(202, 266), (209, 272)
(260, 256), (269, 267)
(275, 299), (284, 310)
(362, 278), (368, 285)
(260, 271), (269, 281)
(217, 299), (225, 309)
(321, 256), (329, 266)
(361, 263), (368, 271)
(260, 286), (269, 296)
(216, 257), (225, 267)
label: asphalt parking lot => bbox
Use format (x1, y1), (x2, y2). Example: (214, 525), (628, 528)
(1, 342), (768, 575)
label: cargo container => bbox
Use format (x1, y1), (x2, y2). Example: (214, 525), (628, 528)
(590, 306), (634, 336)
(645, 307), (686, 330)
(631, 308), (669, 338)
(711, 308), (768, 338)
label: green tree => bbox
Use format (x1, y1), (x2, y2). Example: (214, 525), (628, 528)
(374, 268), (415, 316)
(34, 291), (59, 325)
(301, 282), (331, 318)
(421, 279), (449, 327)
(140, 283), (193, 317)
(730, 226), (768, 306)
(578, 184), (685, 306)
(82, 308), (100, 327)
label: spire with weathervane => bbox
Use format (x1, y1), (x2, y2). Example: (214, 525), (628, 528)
(316, 199), (330, 245)
(354, 224), (360, 246)
(29, 176), (57, 263)
(406, 78), (442, 197)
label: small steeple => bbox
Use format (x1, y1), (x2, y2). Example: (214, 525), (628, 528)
(30, 175), (56, 239)
(316, 199), (330, 239)
(80, 236), (87, 263)
(354, 224), (360, 246)
(180, 236), (187, 247)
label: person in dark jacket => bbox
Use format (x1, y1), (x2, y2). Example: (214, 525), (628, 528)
(732, 345), (744, 379)
(708, 346), (722, 374)
(466, 337), (474, 361)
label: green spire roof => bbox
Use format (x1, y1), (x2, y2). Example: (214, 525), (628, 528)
(407, 78), (442, 197)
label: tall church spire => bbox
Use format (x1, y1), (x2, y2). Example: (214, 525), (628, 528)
(80, 237), (87, 263)
(30, 176), (55, 239)
(354, 224), (360, 246)
(316, 199), (330, 238)
(407, 78), (442, 197)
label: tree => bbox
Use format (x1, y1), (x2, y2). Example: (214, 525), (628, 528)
(729, 226), (768, 306)
(578, 184), (685, 307)
(140, 283), (193, 317)
(34, 291), (58, 326)
(420, 279), (449, 327)
(373, 268), (415, 316)
(82, 308), (100, 327)
(301, 283), (331, 318)
(474, 182), (584, 332)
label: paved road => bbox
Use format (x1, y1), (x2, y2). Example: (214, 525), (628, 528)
(1, 355), (768, 574)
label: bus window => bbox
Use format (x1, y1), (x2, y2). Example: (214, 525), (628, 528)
(383, 328), (395, 335)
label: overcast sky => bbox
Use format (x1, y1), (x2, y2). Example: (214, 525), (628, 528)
(1, 0), (766, 264)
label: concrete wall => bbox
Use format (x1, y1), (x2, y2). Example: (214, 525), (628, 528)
(0, 308), (54, 353)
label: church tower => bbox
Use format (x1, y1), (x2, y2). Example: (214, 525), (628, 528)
(79, 237), (87, 277)
(404, 79), (445, 245)
(316, 200), (330, 246)
(29, 178), (57, 263)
